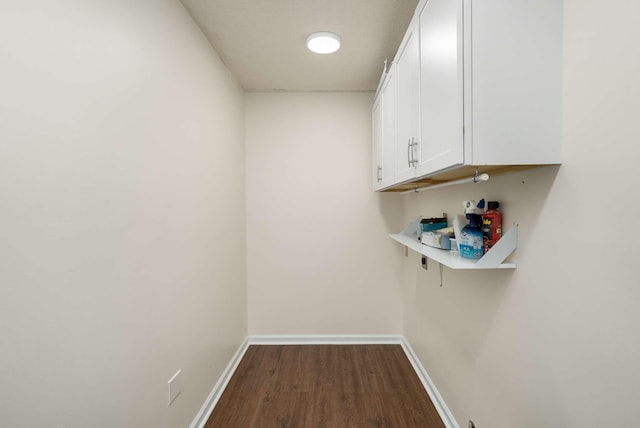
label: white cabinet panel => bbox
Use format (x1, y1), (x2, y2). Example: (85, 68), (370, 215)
(469, 0), (563, 165)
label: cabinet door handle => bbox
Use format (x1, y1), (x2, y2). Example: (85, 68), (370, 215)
(407, 139), (412, 168)
(410, 138), (419, 166)
(377, 165), (382, 182)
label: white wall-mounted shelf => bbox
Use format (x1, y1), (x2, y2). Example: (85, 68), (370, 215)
(390, 225), (517, 270)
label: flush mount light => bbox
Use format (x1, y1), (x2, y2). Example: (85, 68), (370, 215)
(306, 32), (341, 54)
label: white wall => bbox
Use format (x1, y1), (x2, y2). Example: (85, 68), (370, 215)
(0, 2), (246, 427)
(402, 0), (640, 427)
(245, 92), (404, 335)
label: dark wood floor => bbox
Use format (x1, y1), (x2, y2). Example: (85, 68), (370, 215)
(204, 344), (445, 428)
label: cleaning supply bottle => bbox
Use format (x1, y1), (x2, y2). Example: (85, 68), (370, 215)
(482, 201), (502, 254)
(459, 200), (485, 259)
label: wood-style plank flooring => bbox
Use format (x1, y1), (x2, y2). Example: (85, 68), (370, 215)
(204, 345), (446, 428)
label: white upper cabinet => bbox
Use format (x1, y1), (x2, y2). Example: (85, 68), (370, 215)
(372, 0), (563, 191)
(394, 17), (421, 183)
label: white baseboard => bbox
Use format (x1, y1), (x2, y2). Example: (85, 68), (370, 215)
(190, 335), (458, 428)
(189, 337), (250, 428)
(248, 334), (404, 345)
(400, 338), (460, 428)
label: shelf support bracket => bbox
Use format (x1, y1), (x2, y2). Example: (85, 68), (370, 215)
(473, 224), (518, 268)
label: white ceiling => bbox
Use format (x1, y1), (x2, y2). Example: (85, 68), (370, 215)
(181, 0), (419, 91)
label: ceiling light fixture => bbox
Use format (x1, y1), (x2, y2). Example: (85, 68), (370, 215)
(306, 32), (341, 54)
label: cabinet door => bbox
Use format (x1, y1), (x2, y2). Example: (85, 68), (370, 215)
(373, 67), (396, 190)
(372, 94), (384, 190)
(417, 0), (464, 176)
(394, 18), (421, 184)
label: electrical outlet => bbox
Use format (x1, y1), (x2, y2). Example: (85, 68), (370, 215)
(468, 420), (476, 428)
(168, 370), (182, 406)
(421, 256), (428, 270)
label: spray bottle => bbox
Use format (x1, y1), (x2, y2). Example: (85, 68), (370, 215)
(459, 199), (485, 259)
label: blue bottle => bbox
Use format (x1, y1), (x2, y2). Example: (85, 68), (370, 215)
(459, 199), (485, 259)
